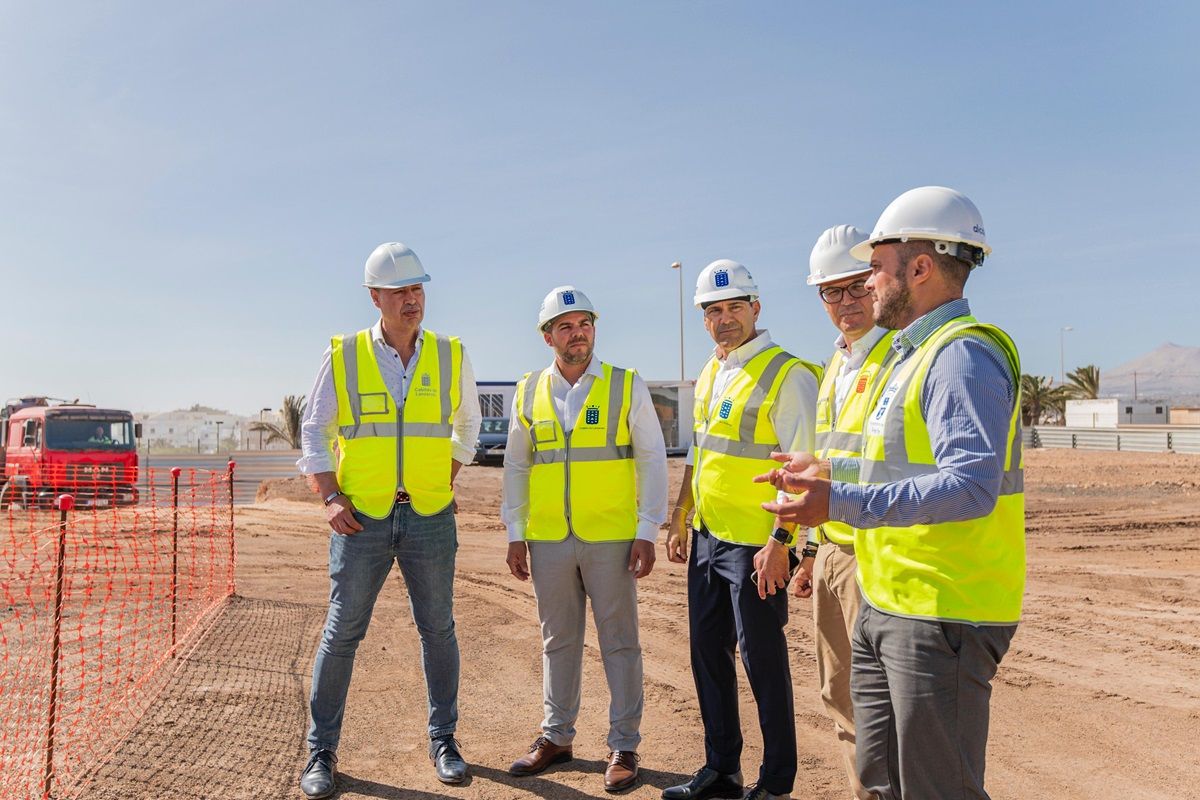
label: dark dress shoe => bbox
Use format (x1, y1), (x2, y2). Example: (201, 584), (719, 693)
(299, 749), (337, 800)
(430, 736), (468, 784)
(662, 766), (744, 800)
(741, 784), (790, 800)
(604, 750), (639, 792)
(509, 735), (573, 776)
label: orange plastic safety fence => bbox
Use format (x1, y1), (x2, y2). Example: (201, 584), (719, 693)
(0, 465), (236, 799)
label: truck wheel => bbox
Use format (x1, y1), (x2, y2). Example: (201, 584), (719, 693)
(0, 482), (29, 510)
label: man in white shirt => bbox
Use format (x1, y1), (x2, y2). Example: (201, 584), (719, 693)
(502, 286), (667, 793)
(792, 226), (894, 800)
(663, 261), (820, 800)
(295, 242), (481, 799)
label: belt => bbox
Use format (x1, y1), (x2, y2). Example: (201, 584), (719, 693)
(395, 490), (412, 503)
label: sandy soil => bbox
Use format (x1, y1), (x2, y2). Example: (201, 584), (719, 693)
(77, 449), (1200, 799)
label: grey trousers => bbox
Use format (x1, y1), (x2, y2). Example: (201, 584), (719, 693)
(851, 603), (1016, 800)
(528, 535), (643, 751)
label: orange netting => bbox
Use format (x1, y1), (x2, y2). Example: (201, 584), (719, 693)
(0, 464), (236, 800)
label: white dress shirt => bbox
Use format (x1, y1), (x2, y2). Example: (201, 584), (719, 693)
(501, 356), (668, 543)
(297, 321), (482, 478)
(831, 326), (890, 422)
(686, 329), (818, 465)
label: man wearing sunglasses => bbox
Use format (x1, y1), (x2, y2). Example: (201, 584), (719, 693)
(793, 226), (895, 800)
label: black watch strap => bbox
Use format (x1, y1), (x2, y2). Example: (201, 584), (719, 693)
(771, 527), (791, 545)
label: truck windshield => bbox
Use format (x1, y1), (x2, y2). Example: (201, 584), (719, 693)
(45, 419), (135, 451)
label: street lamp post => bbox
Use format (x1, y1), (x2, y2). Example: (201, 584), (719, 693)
(259, 407), (271, 450)
(671, 261), (684, 381)
(1059, 326), (1073, 386)
(215, 421), (223, 455)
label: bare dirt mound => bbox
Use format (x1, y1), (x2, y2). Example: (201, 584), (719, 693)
(256, 475), (320, 504)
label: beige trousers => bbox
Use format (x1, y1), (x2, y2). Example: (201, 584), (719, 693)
(813, 542), (874, 800)
(528, 535), (643, 752)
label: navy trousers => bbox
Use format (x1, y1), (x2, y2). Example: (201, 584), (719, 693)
(688, 527), (796, 795)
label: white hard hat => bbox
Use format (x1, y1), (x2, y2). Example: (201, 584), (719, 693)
(849, 186), (991, 268)
(807, 225), (871, 286)
(363, 242), (431, 288)
(537, 285), (598, 331)
(694, 259), (759, 308)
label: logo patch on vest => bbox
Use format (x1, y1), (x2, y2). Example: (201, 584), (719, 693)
(718, 398), (734, 419)
(585, 405), (601, 425)
(856, 373), (870, 394)
(562, 291), (576, 305)
(867, 382), (900, 437)
(421, 373), (432, 387)
(714, 270), (729, 288)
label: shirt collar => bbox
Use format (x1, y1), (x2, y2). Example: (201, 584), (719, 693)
(716, 329), (773, 366)
(834, 325), (888, 358)
(550, 354), (604, 385)
(371, 321), (424, 352)
(892, 298), (971, 357)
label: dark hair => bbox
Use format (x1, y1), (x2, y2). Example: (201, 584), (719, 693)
(700, 295), (753, 311)
(895, 241), (970, 290)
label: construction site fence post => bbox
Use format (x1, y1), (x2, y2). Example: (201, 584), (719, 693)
(170, 467), (182, 658)
(43, 493), (76, 800)
(227, 460), (236, 596)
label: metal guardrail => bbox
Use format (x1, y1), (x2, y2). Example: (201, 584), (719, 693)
(1028, 426), (1200, 454)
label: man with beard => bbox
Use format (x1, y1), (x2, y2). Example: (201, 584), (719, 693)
(296, 242), (481, 799)
(663, 261), (820, 800)
(502, 286), (667, 793)
(760, 187), (1024, 800)
(792, 225), (896, 800)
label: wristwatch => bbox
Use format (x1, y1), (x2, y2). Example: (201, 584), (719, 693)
(801, 543), (819, 559)
(770, 527), (791, 545)
(323, 491), (344, 506)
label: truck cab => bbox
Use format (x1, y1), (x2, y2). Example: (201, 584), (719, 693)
(1, 397), (141, 508)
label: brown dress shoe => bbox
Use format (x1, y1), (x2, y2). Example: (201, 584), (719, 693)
(604, 750), (639, 792)
(509, 735), (573, 776)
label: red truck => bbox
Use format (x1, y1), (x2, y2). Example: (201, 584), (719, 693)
(0, 397), (142, 509)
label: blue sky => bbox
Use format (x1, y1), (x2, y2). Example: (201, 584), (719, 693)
(3, 2), (1197, 414)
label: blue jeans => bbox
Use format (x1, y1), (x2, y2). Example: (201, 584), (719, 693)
(307, 502), (459, 753)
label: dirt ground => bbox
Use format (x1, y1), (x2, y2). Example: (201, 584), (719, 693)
(77, 449), (1200, 799)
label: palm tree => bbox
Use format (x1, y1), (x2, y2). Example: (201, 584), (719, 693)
(1020, 374), (1066, 426)
(1065, 365), (1101, 400)
(249, 395), (306, 449)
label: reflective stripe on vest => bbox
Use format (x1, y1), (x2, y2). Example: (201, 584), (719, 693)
(692, 346), (822, 546)
(516, 362), (637, 542)
(855, 317), (1025, 624)
(331, 328), (462, 518)
(813, 331), (897, 545)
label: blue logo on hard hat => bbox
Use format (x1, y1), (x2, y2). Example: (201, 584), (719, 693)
(718, 399), (734, 419)
(562, 291), (576, 305)
(714, 270), (729, 288)
(585, 405), (600, 426)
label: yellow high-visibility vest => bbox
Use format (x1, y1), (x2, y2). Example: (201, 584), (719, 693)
(855, 316), (1025, 624)
(692, 346), (822, 546)
(330, 328), (462, 518)
(515, 362), (637, 542)
(813, 331), (897, 546)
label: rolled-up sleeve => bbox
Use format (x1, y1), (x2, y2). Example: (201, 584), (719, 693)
(452, 347), (482, 466)
(296, 347), (339, 475)
(828, 336), (1016, 529)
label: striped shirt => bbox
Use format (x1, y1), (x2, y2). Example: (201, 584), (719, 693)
(828, 298), (1017, 528)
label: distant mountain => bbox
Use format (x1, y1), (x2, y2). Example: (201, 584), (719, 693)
(1100, 343), (1200, 406)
